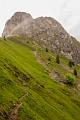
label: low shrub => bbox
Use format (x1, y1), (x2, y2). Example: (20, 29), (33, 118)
(65, 73), (76, 85)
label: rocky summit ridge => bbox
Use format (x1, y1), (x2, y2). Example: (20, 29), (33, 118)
(2, 12), (80, 64)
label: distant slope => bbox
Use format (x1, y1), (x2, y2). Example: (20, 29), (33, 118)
(0, 37), (80, 120)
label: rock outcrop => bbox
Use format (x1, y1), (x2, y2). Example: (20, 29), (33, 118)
(2, 12), (33, 37)
(2, 12), (80, 64)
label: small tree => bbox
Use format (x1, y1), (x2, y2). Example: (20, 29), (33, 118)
(3, 36), (6, 41)
(48, 57), (51, 61)
(65, 73), (76, 85)
(46, 48), (48, 52)
(56, 55), (60, 64)
(68, 61), (75, 68)
(74, 69), (77, 76)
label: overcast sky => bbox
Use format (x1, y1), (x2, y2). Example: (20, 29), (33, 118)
(0, 0), (80, 39)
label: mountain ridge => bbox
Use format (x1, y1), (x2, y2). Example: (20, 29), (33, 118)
(2, 12), (80, 64)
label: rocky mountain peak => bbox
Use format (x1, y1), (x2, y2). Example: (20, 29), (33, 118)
(2, 12), (33, 37)
(10, 12), (32, 24)
(2, 12), (80, 64)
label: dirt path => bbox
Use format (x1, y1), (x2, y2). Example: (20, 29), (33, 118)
(9, 93), (28, 120)
(33, 51), (49, 69)
(33, 51), (62, 82)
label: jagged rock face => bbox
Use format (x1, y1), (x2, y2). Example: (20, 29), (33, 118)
(2, 12), (80, 64)
(26, 17), (80, 64)
(2, 12), (33, 37)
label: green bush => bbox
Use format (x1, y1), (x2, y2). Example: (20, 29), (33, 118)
(65, 73), (76, 85)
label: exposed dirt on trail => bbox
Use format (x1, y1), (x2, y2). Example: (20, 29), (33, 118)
(9, 93), (28, 120)
(33, 51), (62, 82)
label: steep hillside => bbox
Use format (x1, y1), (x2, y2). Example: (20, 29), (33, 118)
(0, 37), (80, 120)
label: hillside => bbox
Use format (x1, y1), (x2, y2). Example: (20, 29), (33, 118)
(0, 36), (80, 120)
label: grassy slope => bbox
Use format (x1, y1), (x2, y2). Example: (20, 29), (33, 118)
(0, 37), (80, 120)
